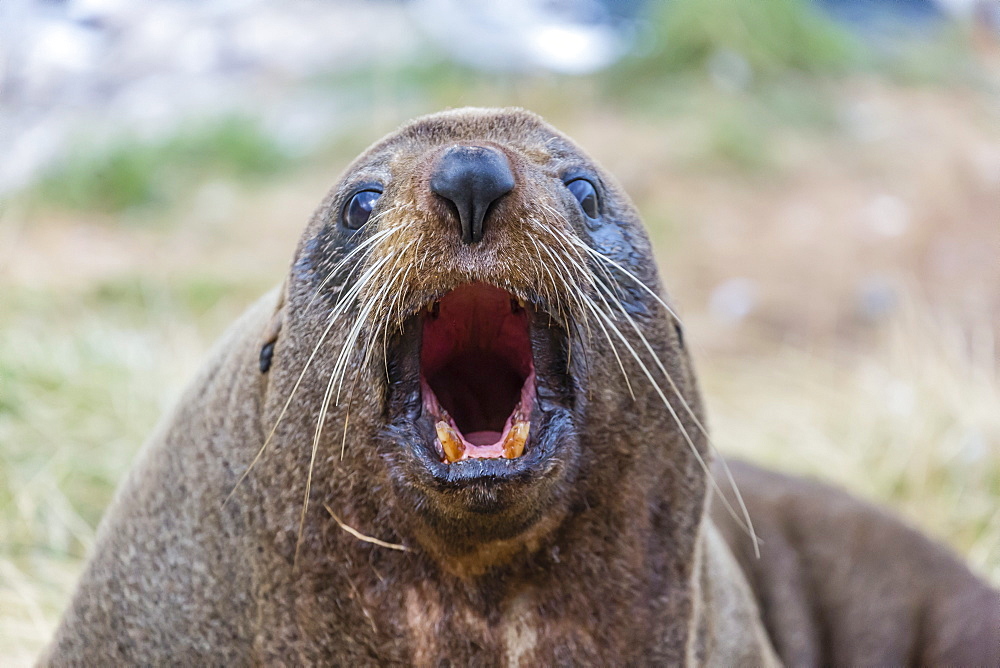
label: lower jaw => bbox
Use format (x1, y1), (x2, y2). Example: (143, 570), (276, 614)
(421, 374), (535, 464)
(393, 400), (575, 492)
(376, 389), (580, 569)
(383, 374), (576, 492)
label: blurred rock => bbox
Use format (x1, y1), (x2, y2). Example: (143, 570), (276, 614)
(407, 0), (640, 74)
(884, 378), (916, 416)
(708, 48), (752, 94)
(857, 276), (900, 322)
(957, 428), (988, 464)
(840, 99), (893, 143)
(709, 277), (757, 325)
(861, 194), (910, 238)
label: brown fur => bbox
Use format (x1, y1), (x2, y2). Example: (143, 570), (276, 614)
(711, 461), (1000, 666)
(41, 108), (996, 666)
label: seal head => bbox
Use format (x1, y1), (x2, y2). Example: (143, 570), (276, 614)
(283, 107), (697, 569)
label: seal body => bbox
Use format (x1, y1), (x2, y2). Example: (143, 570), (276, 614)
(711, 461), (1000, 666)
(42, 108), (998, 666)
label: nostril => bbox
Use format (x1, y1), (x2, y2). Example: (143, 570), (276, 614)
(430, 145), (515, 244)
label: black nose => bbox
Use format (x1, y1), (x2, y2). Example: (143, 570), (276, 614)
(430, 145), (515, 244)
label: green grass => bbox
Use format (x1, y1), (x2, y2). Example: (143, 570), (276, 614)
(0, 281), (231, 661)
(32, 117), (294, 214)
(86, 274), (248, 318)
(615, 0), (860, 85)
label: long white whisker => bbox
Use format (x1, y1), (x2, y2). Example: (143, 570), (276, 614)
(525, 234), (585, 377)
(591, 276), (759, 554)
(544, 218), (758, 553)
(293, 218), (408, 557)
(336, 262), (409, 402)
(536, 205), (681, 325)
(224, 244), (397, 506)
(526, 236), (565, 323)
(330, 259), (405, 401)
(223, 300), (344, 506)
(569, 236), (683, 326)
(323, 259), (396, 397)
(531, 235), (590, 325)
(581, 295), (723, 508)
(381, 262), (416, 381)
(305, 219), (401, 310)
(334, 250), (413, 460)
(295, 362), (339, 565)
(328, 252), (396, 319)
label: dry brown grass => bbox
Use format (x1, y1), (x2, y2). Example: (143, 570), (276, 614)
(700, 307), (1000, 584)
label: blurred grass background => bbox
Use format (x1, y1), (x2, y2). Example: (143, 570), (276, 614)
(2, 0), (1000, 661)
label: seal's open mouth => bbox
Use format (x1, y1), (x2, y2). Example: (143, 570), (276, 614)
(420, 283), (534, 462)
(385, 280), (574, 494)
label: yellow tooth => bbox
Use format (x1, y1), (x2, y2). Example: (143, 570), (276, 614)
(502, 421), (530, 459)
(436, 421), (464, 463)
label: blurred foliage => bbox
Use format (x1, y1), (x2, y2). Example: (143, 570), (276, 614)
(0, 300), (189, 658)
(879, 25), (981, 85)
(603, 0), (980, 115)
(86, 274), (249, 318)
(707, 110), (773, 171)
(32, 117), (294, 214)
(618, 0), (860, 84)
(20, 0), (986, 215)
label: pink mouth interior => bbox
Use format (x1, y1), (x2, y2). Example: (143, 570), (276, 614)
(421, 283), (534, 459)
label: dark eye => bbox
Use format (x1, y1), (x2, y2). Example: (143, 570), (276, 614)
(342, 189), (382, 230)
(566, 179), (599, 219)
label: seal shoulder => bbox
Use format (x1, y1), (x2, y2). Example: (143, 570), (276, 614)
(41, 288), (285, 664)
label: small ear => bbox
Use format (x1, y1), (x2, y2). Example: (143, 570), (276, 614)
(259, 288), (286, 374)
(259, 340), (277, 374)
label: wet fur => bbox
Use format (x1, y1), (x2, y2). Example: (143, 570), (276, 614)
(42, 108), (997, 665)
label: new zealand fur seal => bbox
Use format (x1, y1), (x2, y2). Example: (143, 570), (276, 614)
(42, 107), (999, 665)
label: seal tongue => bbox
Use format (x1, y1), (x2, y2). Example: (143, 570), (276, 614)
(420, 283), (533, 462)
(466, 431), (501, 445)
